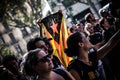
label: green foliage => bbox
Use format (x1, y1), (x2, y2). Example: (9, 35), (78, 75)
(0, 43), (17, 64)
(0, 0), (43, 56)
(0, 0), (41, 29)
(0, 44), (15, 57)
(0, 0), (25, 21)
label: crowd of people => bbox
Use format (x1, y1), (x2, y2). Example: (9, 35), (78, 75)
(0, 7), (120, 80)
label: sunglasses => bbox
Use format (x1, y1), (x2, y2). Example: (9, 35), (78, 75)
(37, 54), (51, 63)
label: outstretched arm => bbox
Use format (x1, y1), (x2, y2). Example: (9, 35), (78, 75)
(97, 29), (120, 60)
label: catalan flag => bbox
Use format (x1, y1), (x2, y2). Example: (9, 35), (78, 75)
(40, 10), (71, 67)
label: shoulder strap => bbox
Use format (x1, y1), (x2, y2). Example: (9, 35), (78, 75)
(53, 68), (71, 80)
(67, 59), (84, 80)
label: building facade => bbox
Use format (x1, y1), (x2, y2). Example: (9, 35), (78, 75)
(0, 0), (104, 57)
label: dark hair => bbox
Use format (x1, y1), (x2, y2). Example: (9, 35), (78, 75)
(24, 49), (41, 76)
(27, 37), (53, 55)
(43, 37), (52, 44)
(34, 37), (43, 45)
(27, 37), (44, 51)
(27, 39), (36, 51)
(2, 55), (18, 67)
(70, 27), (74, 33)
(64, 32), (83, 57)
(84, 13), (92, 23)
(99, 9), (109, 18)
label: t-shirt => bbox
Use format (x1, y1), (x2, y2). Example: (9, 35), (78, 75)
(67, 54), (100, 80)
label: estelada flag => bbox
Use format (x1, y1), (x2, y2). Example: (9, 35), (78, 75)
(41, 10), (72, 67)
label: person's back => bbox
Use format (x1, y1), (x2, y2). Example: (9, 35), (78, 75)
(67, 59), (100, 80)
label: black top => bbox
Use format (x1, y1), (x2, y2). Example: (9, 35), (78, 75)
(67, 49), (100, 80)
(89, 32), (103, 45)
(67, 59), (100, 80)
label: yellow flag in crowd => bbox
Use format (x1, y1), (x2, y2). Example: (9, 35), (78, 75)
(41, 10), (71, 67)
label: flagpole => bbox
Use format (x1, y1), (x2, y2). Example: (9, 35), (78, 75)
(38, 0), (43, 37)
(37, 19), (43, 37)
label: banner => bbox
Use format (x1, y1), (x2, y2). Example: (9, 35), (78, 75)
(41, 10), (71, 67)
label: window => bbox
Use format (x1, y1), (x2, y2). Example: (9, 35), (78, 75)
(9, 33), (17, 44)
(62, 0), (80, 8)
(30, 27), (38, 32)
(0, 37), (4, 44)
(21, 27), (28, 36)
(15, 45), (23, 54)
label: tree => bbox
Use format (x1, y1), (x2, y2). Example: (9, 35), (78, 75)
(0, 0), (42, 28)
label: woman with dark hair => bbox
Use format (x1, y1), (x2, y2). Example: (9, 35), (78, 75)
(23, 48), (75, 80)
(65, 29), (120, 80)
